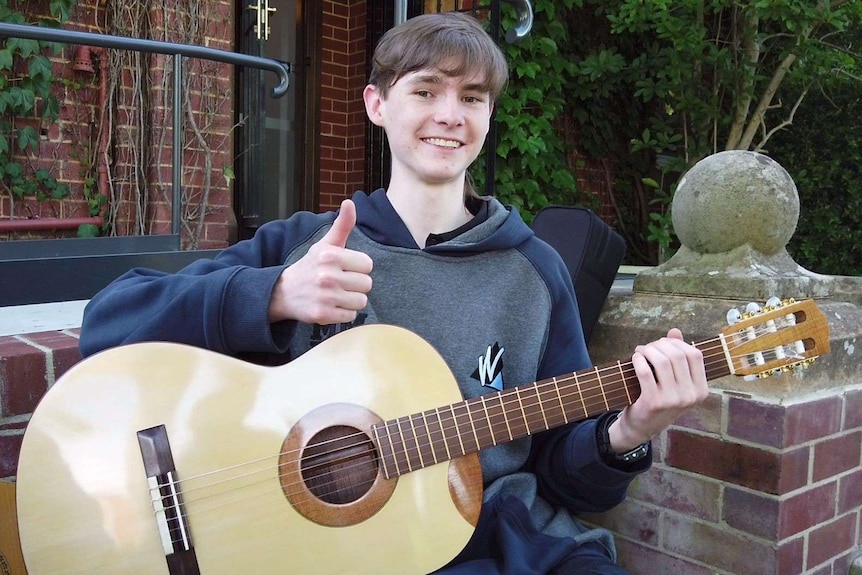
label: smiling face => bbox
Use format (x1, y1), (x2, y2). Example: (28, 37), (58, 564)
(364, 68), (492, 188)
(365, 12), (508, 196)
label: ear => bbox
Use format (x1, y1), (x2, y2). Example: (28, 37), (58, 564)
(488, 100), (495, 116)
(363, 84), (385, 127)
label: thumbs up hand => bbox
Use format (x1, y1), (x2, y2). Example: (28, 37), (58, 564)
(268, 200), (374, 325)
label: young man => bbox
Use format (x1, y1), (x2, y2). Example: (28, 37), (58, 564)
(80, 11), (707, 574)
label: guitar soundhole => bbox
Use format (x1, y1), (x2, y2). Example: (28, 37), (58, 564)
(301, 426), (378, 505)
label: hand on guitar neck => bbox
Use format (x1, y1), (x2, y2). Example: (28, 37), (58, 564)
(608, 328), (709, 454)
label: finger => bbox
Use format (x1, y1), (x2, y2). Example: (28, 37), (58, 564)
(320, 199), (357, 248)
(666, 327), (683, 341)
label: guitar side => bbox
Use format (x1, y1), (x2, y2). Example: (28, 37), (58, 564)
(16, 325), (480, 575)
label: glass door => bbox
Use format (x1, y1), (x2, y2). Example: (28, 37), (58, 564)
(236, 0), (299, 239)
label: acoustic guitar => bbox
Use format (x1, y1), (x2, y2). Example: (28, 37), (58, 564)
(15, 299), (829, 574)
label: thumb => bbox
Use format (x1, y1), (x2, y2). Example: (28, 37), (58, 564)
(321, 199), (356, 248)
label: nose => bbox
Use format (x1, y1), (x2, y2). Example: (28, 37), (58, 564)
(433, 94), (465, 127)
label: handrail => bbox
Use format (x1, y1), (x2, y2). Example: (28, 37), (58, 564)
(0, 22), (290, 238)
(0, 22), (290, 97)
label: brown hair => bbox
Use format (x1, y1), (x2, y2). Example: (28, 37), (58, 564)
(368, 12), (509, 102)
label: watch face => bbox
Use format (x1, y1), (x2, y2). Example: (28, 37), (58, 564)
(617, 442), (650, 463)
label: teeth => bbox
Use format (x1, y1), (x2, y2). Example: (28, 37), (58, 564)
(424, 138), (461, 148)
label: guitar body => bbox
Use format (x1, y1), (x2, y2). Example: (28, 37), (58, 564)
(16, 325), (481, 575)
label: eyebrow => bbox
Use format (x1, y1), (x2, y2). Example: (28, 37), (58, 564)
(406, 74), (488, 93)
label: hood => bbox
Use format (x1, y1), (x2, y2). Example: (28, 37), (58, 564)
(351, 188), (534, 255)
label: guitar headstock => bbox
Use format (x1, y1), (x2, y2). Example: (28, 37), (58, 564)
(720, 298), (830, 380)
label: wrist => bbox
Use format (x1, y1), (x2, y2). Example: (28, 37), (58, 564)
(607, 409), (650, 453)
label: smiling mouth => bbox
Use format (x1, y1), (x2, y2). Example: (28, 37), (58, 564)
(423, 137), (462, 149)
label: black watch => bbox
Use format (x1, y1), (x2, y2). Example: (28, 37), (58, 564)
(596, 411), (650, 464)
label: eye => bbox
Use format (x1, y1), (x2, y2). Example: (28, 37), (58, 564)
(463, 94), (486, 104)
(415, 90), (432, 98)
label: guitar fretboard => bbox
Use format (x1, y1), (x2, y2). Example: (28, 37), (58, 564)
(371, 339), (731, 479)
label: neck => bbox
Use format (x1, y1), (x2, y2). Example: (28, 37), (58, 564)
(386, 178), (472, 248)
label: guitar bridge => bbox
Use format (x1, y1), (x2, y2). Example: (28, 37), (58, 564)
(138, 425), (201, 575)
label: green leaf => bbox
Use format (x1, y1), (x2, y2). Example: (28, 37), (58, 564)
(16, 125), (39, 152)
(42, 95), (60, 122)
(77, 224), (101, 238)
(0, 48), (12, 70)
(28, 55), (53, 82)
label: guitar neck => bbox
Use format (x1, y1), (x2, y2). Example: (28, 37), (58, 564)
(371, 337), (730, 479)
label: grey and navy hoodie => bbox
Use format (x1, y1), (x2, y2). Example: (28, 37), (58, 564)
(80, 189), (649, 573)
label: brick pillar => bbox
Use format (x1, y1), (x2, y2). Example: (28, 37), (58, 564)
(319, 0), (368, 212)
(586, 294), (862, 575)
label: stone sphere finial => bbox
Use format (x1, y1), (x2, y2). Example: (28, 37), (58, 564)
(672, 150), (800, 255)
(634, 150), (833, 300)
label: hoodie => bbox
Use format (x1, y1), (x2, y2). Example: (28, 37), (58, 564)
(80, 189), (648, 572)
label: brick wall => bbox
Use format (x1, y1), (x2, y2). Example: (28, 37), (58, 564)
(1, 1), (236, 249)
(319, 0), (368, 212)
(0, 330), (81, 479)
(580, 388), (862, 574)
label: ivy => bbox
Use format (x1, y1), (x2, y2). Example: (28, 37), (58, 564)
(0, 0), (77, 222)
(472, 0), (588, 223)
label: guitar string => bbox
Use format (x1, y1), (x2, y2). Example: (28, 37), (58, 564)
(163, 336), (725, 492)
(159, 341), (805, 544)
(154, 330), (805, 533)
(158, 328), (793, 501)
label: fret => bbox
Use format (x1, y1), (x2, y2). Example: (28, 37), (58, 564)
(537, 381), (567, 429)
(515, 387), (532, 435)
(371, 424), (397, 480)
(596, 366), (610, 411)
(478, 396), (498, 446)
(492, 393), (514, 441)
(464, 399), (484, 451)
(407, 414), (427, 469)
(449, 402), (479, 455)
(383, 420), (405, 477)
(618, 361), (632, 404)
(433, 408), (453, 460)
(449, 404), (472, 456)
(532, 382), (550, 430)
(552, 376), (569, 425)
(396, 417), (420, 472)
(419, 411), (440, 465)
(573, 371), (588, 420)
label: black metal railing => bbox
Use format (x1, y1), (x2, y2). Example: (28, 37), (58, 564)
(0, 22), (290, 305)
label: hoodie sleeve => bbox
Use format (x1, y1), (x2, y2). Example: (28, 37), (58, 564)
(524, 241), (650, 512)
(79, 212), (334, 358)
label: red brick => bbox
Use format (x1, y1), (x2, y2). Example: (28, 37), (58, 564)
(807, 513), (857, 568)
(723, 487), (778, 539)
(579, 498), (660, 545)
(673, 392), (722, 434)
(847, 388), (862, 430)
(812, 431), (862, 482)
(663, 513), (776, 575)
(21, 331), (82, 383)
(666, 430), (808, 494)
(0, 433), (23, 478)
(785, 396), (843, 446)
(616, 538), (715, 575)
(779, 482), (837, 539)
(776, 536), (805, 575)
(628, 466), (720, 521)
(0, 339), (49, 417)
(727, 396), (785, 447)
(839, 469), (862, 514)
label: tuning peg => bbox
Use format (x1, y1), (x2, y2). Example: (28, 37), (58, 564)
(765, 296), (782, 309)
(727, 308), (742, 326)
(744, 302), (762, 318)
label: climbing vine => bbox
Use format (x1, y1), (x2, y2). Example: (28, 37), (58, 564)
(0, 0), (76, 225)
